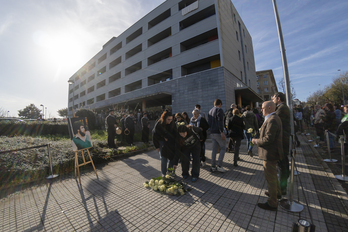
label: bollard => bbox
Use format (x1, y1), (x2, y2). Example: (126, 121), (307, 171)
(323, 131), (337, 163)
(335, 136), (348, 181)
(46, 144), (59, 179)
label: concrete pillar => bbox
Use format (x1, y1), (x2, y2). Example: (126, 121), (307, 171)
(142, 100), (146, 112)
(237, 94), (242, 108)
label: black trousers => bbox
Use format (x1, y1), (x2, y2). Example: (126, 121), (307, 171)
(125, 130), (134, 145)
(142, 127), (149, 143)
(107, 129), (116, 148)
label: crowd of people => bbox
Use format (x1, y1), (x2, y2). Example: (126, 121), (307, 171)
(102, 92), (348, 211)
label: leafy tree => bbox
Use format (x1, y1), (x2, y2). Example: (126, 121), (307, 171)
(75, 109), (97, 130)
(57, 108), (68, 117)
(18, 104), (41, 119)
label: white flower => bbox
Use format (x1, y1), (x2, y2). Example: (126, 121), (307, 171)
(144, 183), (149, 188)
(159, 180), (164, 185)
(155, 180), (159, 185)
(153, 185), (158, 191)
(247, 128), (253, 134)
(165, 174), (171, 179)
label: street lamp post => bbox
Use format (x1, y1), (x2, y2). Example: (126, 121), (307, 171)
(339, 69), (345, 105)
(7, 111), (9, 118)
(40, 104), (44, 120)
(68, 80), (75, 115)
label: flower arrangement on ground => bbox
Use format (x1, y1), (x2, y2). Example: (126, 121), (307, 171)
(143, 176), (186, 196)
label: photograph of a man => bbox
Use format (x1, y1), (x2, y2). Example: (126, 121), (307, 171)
(68, 117), (92, 151)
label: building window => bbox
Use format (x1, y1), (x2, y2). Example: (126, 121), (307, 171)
(96, 94), (105, 102)
(126, 44), (142, 59)
(264, 95), (269, 100)
(240, 71), (243, 80)
(80, 80), (86, 87)
(264, 80), (268, 85)
(263, 74), (267, 78)
(108, 88), (121, 98)
(87, 86), (94, 94)
(109, 56), (121, 69)
(88, 62), (95, 71)
(80, 91), (86, 97)
(125, 62), (142, 76)
(87, 98), (94, 105)
(97, 80), (106, 89)
(264, 87), (269, 92)
(97, 66), (106, 76)
(98, 53), (107, 64)
(243, 29), (245, 37)
(109, 72), (121, 83)
(148, 27), (171, 47)
(236, 31), (238, 41)
(88, 74), (95, 82)
(256, 75), (259, 80)
(234, 13), (236, 23)
(148, 9), (171, 29)
(245, 45), (247, 53)
(238, 50), (241, 61)
(110, 42), (122, 55)
(179, 5), (215, 30)
(126, 27), (142, 44)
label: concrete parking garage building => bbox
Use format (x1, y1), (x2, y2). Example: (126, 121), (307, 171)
(67, 0), (262, 115)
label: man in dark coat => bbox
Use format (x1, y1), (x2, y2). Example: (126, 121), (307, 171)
(125, 111), (136, 145)
(105, 109), (117, 148)
(120, 113), (127, 145)
(141, 112), (150, 144)
(252, 101), (283, 211)
(272, 92), (290, 195)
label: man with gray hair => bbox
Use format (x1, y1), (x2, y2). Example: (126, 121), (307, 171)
(190, 108), (209, 167)
(252, 101), (283, 211)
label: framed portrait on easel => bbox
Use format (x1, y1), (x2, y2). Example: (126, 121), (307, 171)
(68, 117), (93, 151)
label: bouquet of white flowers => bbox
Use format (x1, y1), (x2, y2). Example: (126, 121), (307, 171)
(143, 176), (187, 196)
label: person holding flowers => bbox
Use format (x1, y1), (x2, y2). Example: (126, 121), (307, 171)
(176, 125), (203, 182)
(152, 110), (178, 177)
(227, 108), (245, 167)
(242, 105), (259, 157)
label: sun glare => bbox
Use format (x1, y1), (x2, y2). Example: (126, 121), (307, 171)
(33, 30), (86, 70)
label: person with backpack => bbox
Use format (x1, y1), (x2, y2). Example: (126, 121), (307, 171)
(224, 104), (237, 152)
(228, 108), (245, 167)
(176, 125), (203, 182)
(242, 105), (259, 157)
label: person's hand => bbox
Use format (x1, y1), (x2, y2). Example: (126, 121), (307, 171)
(173, 165), (177, 169)
(221, 132), (226, 141)
(156, 148), (159, 152)
(252, 138), (257, 144)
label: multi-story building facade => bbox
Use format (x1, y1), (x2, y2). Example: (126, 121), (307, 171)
(68, 0), (262, 116)
(255, 69), (278, 102)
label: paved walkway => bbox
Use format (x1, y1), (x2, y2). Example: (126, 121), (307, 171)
(1, 135), (348, 231)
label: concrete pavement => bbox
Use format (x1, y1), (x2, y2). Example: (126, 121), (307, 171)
(1, 135), (348, 231)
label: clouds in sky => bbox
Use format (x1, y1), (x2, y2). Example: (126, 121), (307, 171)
(0, 0), (347, 117)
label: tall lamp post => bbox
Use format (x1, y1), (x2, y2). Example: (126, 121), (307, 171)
(68, 80), (75, 115)
(7, 111), (9, 118)
(272, 0), (303, 212)
(339, 69), (345, 105)
(40, 104), (44, 120)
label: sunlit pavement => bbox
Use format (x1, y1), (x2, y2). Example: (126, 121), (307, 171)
(1, 135), (348, 231)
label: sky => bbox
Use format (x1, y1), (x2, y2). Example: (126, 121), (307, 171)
(0, 0), (347, 118)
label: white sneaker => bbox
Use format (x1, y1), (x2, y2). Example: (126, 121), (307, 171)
(217, 166), (226, 173)
(201, 162), (206, 167)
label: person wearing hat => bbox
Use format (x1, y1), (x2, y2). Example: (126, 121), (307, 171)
(105, 109), (117, 148)
(141, 112), (150, 144)
(125, 111), (136, 145)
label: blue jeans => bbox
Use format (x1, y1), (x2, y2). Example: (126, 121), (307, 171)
(159, 141), (173, 175)
(245, 131), (253, 152)
(211, 133), (226, 167)
(328, 133), (335, 149)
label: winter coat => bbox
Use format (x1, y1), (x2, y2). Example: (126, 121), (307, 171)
(242, 110), (258, 132)
(228, 115), (245, 139)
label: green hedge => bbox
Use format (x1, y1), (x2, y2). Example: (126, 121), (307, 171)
(0, 122), (69, 137)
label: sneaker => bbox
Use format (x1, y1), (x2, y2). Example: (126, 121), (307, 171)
(201, 162), (206, 167)
(210, 166), (217, 172)
(192, 177), (198, 182)
(182, 175), (189, 179)
(216, 165), (226, 173)
(234, 163), (238, 167)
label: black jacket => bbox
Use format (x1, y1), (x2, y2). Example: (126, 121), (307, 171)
(228, 115), (245, 139)
(152, 121), (178, 161)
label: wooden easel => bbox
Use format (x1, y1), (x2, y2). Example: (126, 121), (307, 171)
(75, 148), (98, 184)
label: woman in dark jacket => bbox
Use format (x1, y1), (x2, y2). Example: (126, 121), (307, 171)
(228, 109), (245, 166)
(323, 103), (336, 150)
(176, 125), (203, 182)
(152, 111), (178, 177)
(182, 112), (190, 125)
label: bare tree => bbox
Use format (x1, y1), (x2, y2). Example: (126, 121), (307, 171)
(0, 107), (8, 117)
(278, 78), (296, 100)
